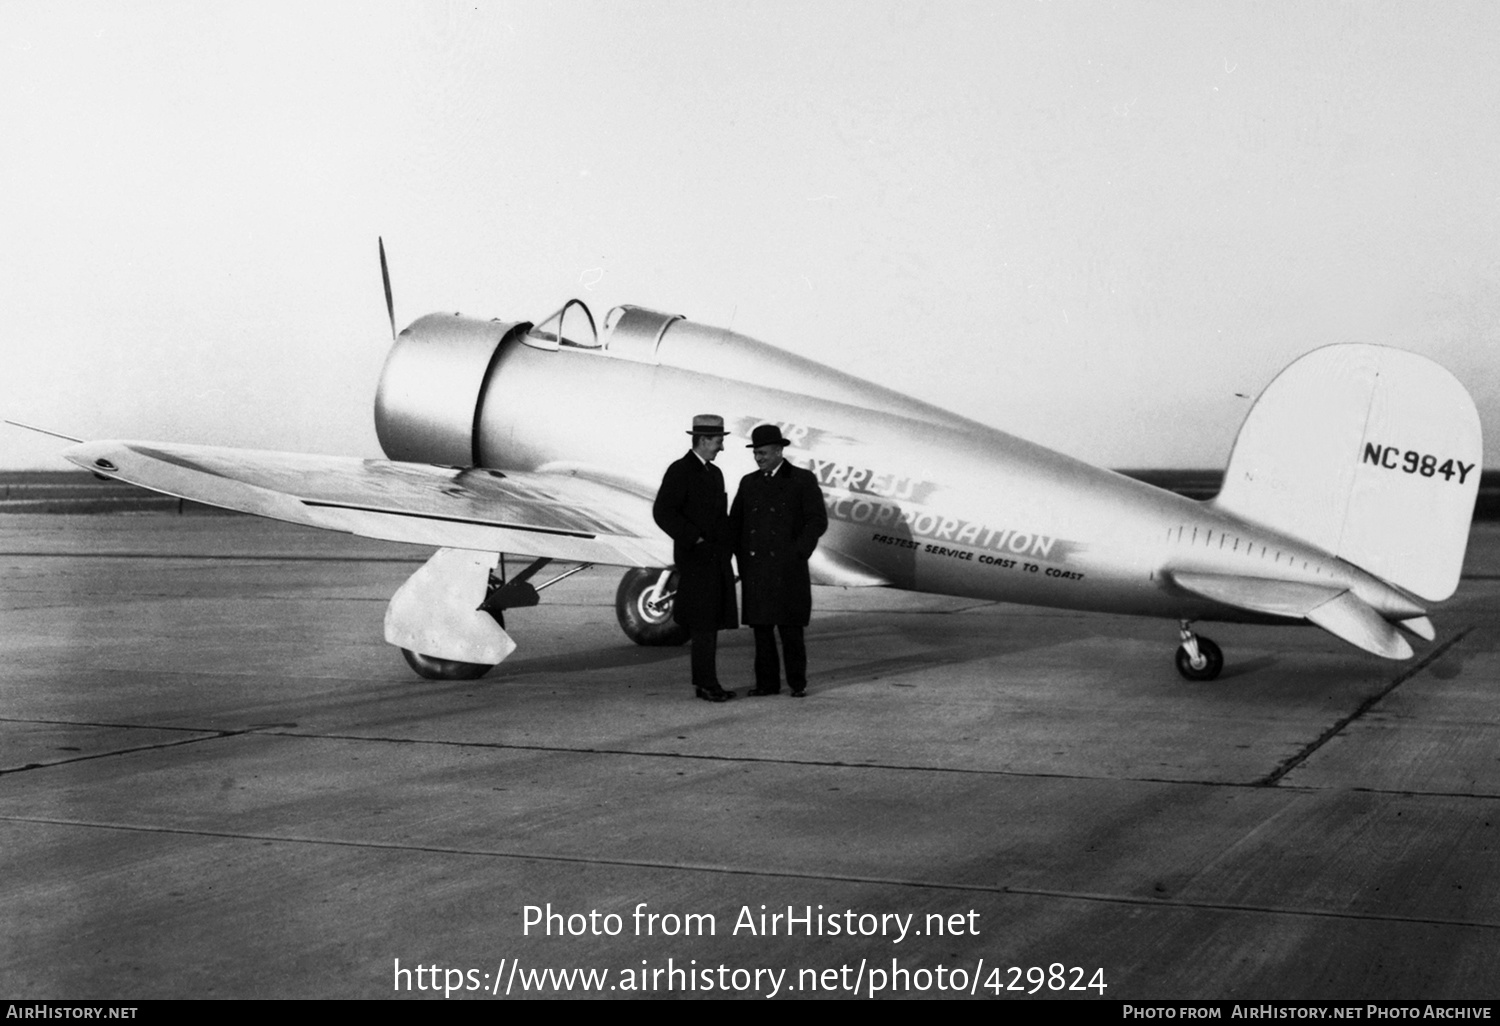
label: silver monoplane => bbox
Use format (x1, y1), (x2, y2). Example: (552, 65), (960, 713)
(42, 248), (1485, 682)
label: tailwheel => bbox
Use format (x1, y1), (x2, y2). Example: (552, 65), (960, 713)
(1175, 624), (1223, 682)
(615, 567), (691, 646)
(400, 648), (494, 681)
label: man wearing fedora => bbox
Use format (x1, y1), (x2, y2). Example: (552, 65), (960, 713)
(729, 424), (828, 697)
(652, 414), (739, 702)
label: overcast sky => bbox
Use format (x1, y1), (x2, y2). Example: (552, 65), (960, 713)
(4, 1), (1498, 471)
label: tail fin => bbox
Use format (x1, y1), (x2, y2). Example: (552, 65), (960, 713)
(1213, 344), (1482, 602)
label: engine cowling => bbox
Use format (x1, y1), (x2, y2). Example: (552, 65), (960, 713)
(373, 314), (530, 465)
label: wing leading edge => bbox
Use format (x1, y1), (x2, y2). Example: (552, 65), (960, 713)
(65, 440), (672, 567)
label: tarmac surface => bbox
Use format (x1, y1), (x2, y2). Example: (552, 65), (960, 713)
(2, 512), (1498, 1000)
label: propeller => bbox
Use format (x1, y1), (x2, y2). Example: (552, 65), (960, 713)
(379, 236), (396, 341)
(3, 420), (84, 443)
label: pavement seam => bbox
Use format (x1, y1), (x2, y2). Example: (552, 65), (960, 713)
(8, 717), (1500, 800)
(257, 731), (1500, 799)
(1255, 626), (1476, 788)
(4, 813), (1498, 933)
(0, 728), (258, 777)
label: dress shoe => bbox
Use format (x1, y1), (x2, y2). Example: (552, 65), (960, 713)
(696, 686), (735, 702)
(789, 688), (806, 698)
(747, 686), (781, 697)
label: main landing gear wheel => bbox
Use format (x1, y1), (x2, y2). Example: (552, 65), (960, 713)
(400, 647), (494, 681)
(616, 567), (691, 646)
(1174, 628), (1223, 682)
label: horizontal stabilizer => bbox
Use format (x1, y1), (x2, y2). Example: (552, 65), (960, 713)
(1304, 590), (1413, 660)
(1172, 571), (1416, 659)
(1398, 616), (1436, 641)
(1170, 572), (1344, 619)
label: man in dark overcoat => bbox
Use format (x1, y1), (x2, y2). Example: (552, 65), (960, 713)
(729, 424), (828, 697)
(652, 414), (739, 701)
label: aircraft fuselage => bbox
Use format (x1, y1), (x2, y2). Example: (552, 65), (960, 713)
(375, 305), (1409, 628)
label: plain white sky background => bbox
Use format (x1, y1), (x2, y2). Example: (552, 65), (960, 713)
(3, 1), (1498, 470)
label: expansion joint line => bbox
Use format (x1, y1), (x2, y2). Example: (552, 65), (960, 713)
(4, 814), (1500, 933)
(0, 727), (264, 777)
(1255, 625), (1474, 788)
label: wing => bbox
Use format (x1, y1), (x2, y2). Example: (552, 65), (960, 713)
(65, 440), (672, 567)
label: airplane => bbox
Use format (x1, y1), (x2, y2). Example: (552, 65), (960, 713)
(18, 244), (1484, 683)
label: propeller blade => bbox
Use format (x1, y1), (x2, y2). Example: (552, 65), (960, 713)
(379, 236), (396, 341)
(3, 420), (84, 443)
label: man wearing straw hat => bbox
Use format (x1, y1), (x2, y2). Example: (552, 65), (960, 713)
(652, 414), (740, 702)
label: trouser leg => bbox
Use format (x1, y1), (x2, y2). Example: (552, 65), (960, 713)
(780, 625), (807, 692)
(690, 628), (719, 690)
(752, 626), (781, 691)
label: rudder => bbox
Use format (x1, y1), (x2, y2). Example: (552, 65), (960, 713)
(1213, 344), (1481, 602)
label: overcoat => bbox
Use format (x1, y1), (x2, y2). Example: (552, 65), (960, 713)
(729, 461), (828, 626)
(652, 452), (738, 630)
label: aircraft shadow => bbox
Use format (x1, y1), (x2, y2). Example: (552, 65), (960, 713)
(504, 643), (687, 677)
(497, 608), (1036, 684)
(1215, 655), (1278, 681)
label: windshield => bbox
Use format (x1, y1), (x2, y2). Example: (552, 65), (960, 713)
(523, 299), (598, 350)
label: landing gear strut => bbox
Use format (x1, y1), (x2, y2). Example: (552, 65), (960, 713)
(1175, 621), (1223, 681)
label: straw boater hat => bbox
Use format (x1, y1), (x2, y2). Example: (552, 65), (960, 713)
(747, 424), (792, 448)
(687, 414), (730, 436)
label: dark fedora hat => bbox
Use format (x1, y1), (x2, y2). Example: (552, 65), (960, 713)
(687, 414), (730, 436)
(747, 424), (792, 448)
